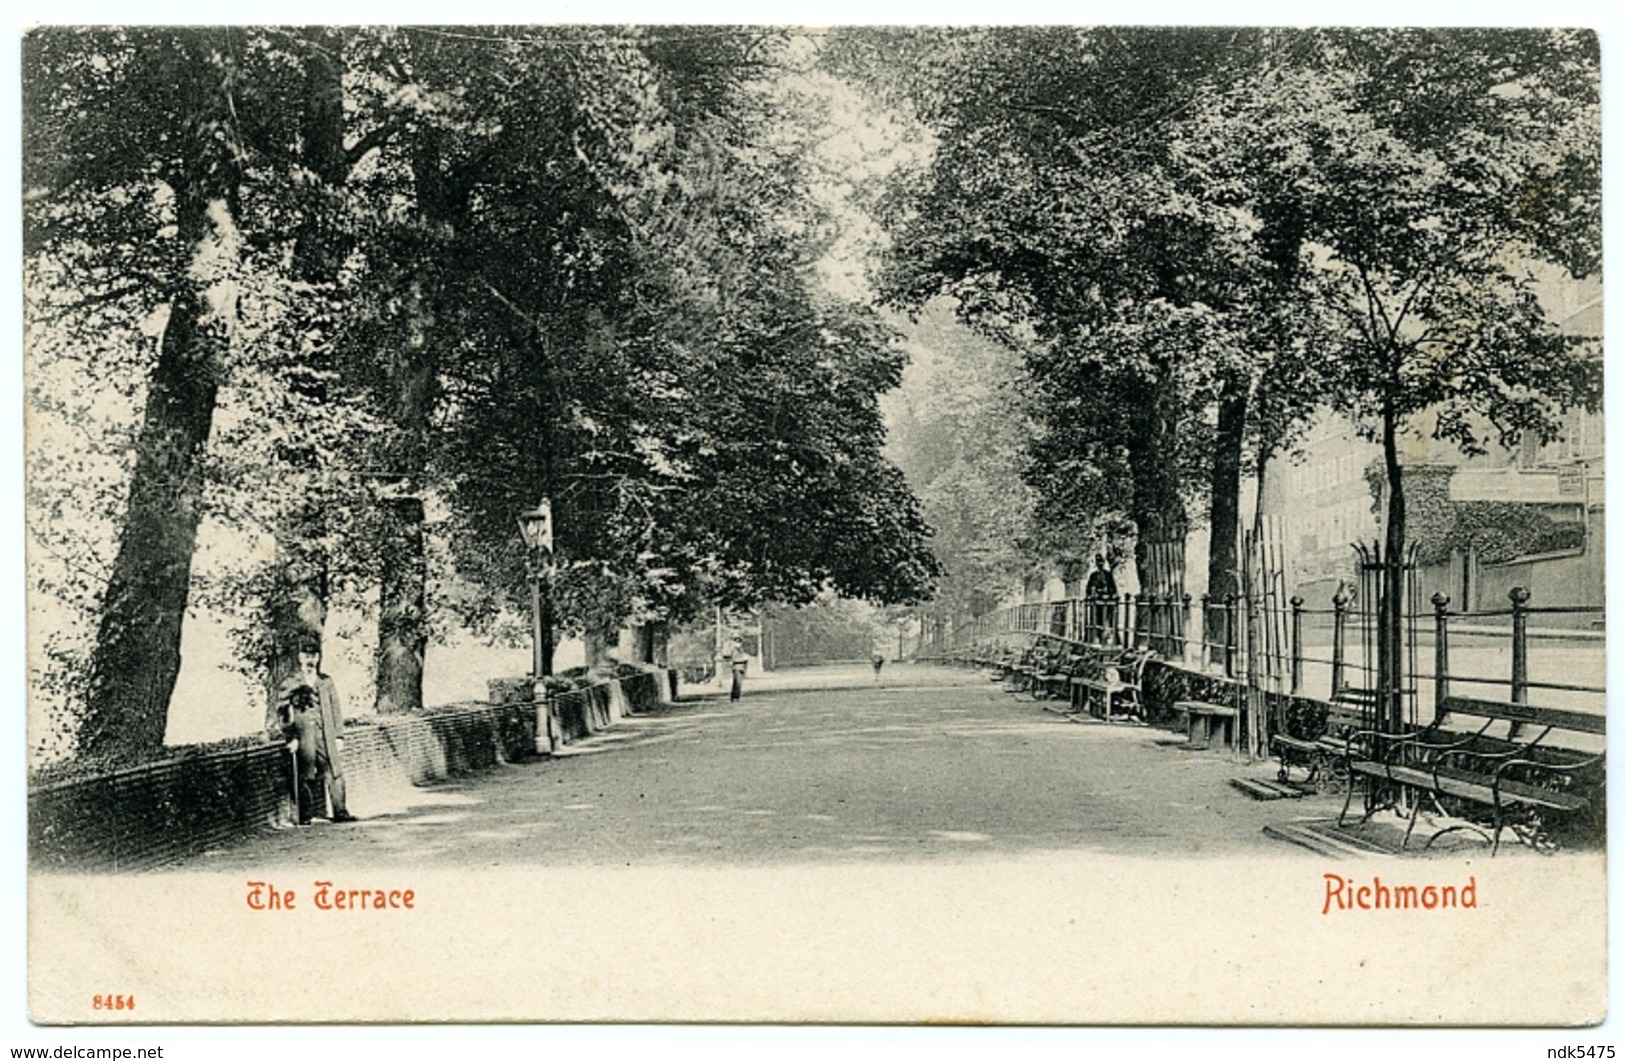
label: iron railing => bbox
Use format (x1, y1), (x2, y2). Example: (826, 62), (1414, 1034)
(921, 584), (1603, 727)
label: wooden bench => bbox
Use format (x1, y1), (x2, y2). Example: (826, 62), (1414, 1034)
(1271, 688), (1378, 790)
(1339, 696), (1605, 855)
(1029, 640), (1077, 700)
(988, 645), (1028, 684)
(1039, 646), (1110, 715)
(1173, 699), (1239, 750)
(1010, 639), (1069, 697)
(1003, 643), (1037, 690)
(1072, 649), (1151, 722)
(1035, 646), (1090, 703)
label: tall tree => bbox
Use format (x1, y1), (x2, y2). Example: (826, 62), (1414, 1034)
(27, 29), (269, 756)
(1258, 29), (1602, 726)
(26, 26), (944, 755)
(28, 27), (405, 749)
(266, 26), (354, 689)
(431, 28), (939, 650)
(837, 27), (1290, 600)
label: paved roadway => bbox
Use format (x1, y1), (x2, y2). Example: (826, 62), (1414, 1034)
(192, 662), (1314, 870)
(54, 664), (1604, 1025)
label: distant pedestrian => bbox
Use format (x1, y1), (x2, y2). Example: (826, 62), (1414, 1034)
(267, 637), (356, 825)
(728, 641), (749, 702)
(872, 653), (885, 680)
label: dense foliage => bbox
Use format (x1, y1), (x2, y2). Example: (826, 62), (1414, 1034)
(25, 26), (1599, 760)
(833, 27), (1600, 637)
(25, 26), (937, 761)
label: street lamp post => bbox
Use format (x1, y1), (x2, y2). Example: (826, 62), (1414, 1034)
(516, 499), (555, 680)
(518, 499), (555, 755)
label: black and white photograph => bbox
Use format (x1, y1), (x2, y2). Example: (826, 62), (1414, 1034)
(17, 20), (1610, 1033)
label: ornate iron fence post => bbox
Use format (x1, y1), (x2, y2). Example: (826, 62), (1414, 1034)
(1330, 583), (1350, 698)
(1289, 595), (1304, 695)
(1509, 586), (1530, 704)
(1432, 592), (1451, 722)
(1508, 586), (1530, 738)
(1198, 594), (1209, 667)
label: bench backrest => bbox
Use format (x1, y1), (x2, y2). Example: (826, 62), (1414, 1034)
(1437, 695), (1605, 737)
(1324, 688), (1378, 732)
(1065, 645), (1112, 674)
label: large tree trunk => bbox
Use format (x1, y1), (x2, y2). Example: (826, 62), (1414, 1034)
(584, 631), (611, 670)
(370, 429), (433, 713)
(1127, 361), (1186, 599)
(371, 89), (453, 712)
(374, 495), (427, 713)
(1205, 375), (1246, 606)
(633, 622), (659, 664)
(1203, 375), (1247, 657)
(1379, 399), (1407, 732)
(78, 188), (224, 758)
(269, 28), (348, 687)
(1123, 363), (1186, 652)
(372, 275), (437, 713)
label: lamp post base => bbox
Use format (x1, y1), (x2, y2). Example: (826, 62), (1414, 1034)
(532, 678), (559, 755)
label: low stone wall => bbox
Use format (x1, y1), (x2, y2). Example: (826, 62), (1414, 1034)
(554, 681), (616, 743)
(488, 669), (671, 749)
(29, 670), (672, 872)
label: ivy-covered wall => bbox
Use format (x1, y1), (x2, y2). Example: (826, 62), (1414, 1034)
(1396, 464), (1586, 567)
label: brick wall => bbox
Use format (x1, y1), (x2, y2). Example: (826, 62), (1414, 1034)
(30, 671), (670, 872)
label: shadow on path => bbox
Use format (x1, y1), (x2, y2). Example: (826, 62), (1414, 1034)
(182, 663), (1399, 871)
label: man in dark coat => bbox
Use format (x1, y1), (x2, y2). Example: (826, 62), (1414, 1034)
(1084, 555), (1119, 645)
(267, 639), (356, 825)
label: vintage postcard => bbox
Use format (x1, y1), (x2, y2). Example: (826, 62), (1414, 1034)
(22, 24), (1607, 1028)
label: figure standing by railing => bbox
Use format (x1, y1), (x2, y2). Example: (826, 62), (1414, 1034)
(1085, 554), (1117, 645)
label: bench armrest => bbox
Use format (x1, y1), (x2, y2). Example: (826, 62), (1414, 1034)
(1429, 735), (1538, 772)
(1493, 751), (1604, 785)
(1350, 727), (1416, 762)
(1363, 722), (1484, 764)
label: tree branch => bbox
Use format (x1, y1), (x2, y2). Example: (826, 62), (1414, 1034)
(25, 283), (149, 325)
(1355, 261), (1397, 344)
(1324, 287), (1376, 348)
(346, 118), (409, 169)
(1388, 268), (1433, 341)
